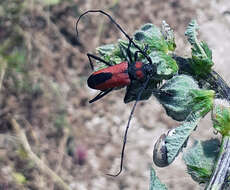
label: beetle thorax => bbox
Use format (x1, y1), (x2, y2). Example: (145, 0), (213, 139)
(143, 64), (157, 78)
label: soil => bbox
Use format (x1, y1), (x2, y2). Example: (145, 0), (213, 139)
(1, 0), (230, 190)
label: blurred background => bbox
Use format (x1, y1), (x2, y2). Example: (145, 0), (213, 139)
(1, 0), (230, 189)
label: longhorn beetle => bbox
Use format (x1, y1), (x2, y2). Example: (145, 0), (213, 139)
(76, 10), (162, 176)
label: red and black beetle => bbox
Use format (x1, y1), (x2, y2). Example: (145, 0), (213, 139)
(87, 59), (157, 103)
(76, 10), (158, 176)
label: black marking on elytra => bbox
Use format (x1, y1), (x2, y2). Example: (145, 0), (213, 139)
(87, 72), (112, 89)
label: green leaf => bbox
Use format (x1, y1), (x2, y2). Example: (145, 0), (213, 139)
(189, 89), (215, 117)
(200, 41), (212, 60)
(156, 75), (214, 121)
(97, 43), (117, 56)
(185, 20), (199, 45)
(96, 43), (124, 69)
(185, 20), (214, 76)
(149, 167), (168, 190)
(156, 75), (200, 121)
(134, 23), (168, 53)
(165, 112), (201, 164)
(148, 51), (178, 80)
(212, 99), (230, 136)
(161, 20), (176, 51)
(183, 139), (219, 183)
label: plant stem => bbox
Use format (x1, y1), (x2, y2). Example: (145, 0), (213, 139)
(10, 118), (71, 190)
(205, 135), (230, 190)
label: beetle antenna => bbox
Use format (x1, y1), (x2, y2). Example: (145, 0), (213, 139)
(106, 77), (150, 177)
(76, 10), (153, 65)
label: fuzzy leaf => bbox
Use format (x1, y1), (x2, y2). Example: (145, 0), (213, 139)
(149, 167), (168, 190)
(155, 75), (199, 121)
(97, 43), (117, 56)
(161, 20), (176, 51)
(200, 41), (212, 60)
(134, 23), (168, 53)
(185, 20), (199, 45)
(212, 99), (230, 136)
(165, 112), (201, 164)
(96, 43), (124, 69)
(185, 20), (214, 76)
(189, 89), (215, 117)
(148, 51), (178, 80)
(156, 75), (214, 121)
(183, 139), (219, 183)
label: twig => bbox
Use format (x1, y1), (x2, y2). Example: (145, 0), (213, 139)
(10, 117), (71, 190)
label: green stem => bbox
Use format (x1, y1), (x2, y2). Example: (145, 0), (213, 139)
(205, 135), (230, 190)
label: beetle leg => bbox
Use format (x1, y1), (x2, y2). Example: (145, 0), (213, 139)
(89, 88), (114, 103)
(87, 53), (112, 71)
(134, 44), (149, 62)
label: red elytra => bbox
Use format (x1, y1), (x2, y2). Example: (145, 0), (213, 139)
(87, 62), (145, 91)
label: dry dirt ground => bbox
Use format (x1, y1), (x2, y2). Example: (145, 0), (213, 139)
(1, 0), (230, 190)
